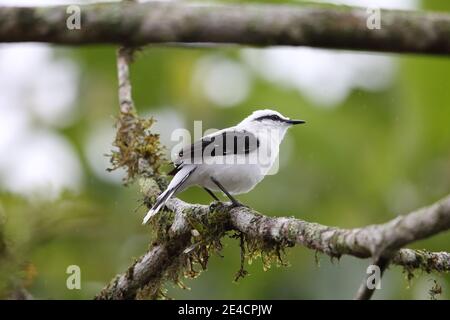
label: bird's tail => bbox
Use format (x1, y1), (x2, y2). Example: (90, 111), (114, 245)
(142, 167), (196, 224)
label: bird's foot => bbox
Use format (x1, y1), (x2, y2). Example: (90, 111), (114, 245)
(209, 200), (223, 211)
(209, 200), (247, 211)
(230, 200), (247, 208)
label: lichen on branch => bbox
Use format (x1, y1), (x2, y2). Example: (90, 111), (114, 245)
(1, 3), (450, 55)
(108, 47), (166, 184)
(109, 110), (165, 183)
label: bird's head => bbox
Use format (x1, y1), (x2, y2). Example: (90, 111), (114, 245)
(239, 109), (305, 132)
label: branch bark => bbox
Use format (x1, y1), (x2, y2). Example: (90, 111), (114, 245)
(95, 201), (197, 299)
(1, 2), (450, 55)
(354, 256), (390, 300)
(117, 47), (136, 114)
(228, 195), (450, 260)
(96, 194), (450, 299)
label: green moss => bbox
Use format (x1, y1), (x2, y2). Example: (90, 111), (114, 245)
(95, 274), (121, 300)
(428, 280), (442, 300)
(136, 203), (297, 299)
(108, 110), (166, 185)
(148, 209), (176, 244)
(399, 249), (450, 291)
(243, 234), (291, 272)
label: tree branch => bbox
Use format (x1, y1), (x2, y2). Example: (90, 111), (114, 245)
(1, 2), (450, 55)
(117, 47), (136, 114)
(96, 193), (450, 299)
(228, 195), (450, 260)
(354, 256), (390, 300)
(95, 201), (197, 299)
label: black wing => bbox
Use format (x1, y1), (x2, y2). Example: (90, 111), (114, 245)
(169, 129), (259, 174)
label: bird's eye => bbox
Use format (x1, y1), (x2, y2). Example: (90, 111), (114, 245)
(254, 114), (282, 122)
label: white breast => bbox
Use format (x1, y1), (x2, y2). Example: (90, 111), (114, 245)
(181, 125), (287, 195)
(187, 160), (258, 194)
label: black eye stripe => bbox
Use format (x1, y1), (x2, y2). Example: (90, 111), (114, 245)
(255, 114), (282, 122)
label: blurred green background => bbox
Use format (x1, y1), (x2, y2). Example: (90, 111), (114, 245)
(0, 0), (449, 299)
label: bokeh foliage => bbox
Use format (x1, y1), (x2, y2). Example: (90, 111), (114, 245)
(0, 0), (449, 299)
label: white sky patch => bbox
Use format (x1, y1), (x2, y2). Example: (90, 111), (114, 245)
(242, 48), (396, 108)
(240, 0), (420, 108)
(0, 44), (79, 127)
(84, 110), (184, 184)
(0, 129), (82, 199)
(84, 121), (126, 184)
(30, 58), (79, 127)
(192, 55), (252, 108)
(142, 108), (185, 152)
(0, 102), (30, 168)
(0, 43), (82, 198)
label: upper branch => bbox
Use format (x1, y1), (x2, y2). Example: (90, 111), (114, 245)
(1, 2), (450, 55)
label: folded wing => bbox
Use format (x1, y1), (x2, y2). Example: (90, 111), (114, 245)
(169, 129), (260, 174)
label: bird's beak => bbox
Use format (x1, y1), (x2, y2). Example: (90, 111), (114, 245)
(285, 119), (306, 125)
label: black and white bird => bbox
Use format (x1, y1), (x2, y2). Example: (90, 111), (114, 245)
(143, 109), (305, 224)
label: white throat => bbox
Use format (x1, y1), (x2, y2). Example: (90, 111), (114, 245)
(237, 122), (288, 175)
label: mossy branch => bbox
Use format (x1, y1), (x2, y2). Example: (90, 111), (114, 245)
(1, 2), (450, 55)
(108, 47), (165, 184)
(96, 194), (450, 300)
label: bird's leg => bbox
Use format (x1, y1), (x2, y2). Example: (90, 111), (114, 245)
(210, 176), (243, 207)
(203, 187), (219, 201)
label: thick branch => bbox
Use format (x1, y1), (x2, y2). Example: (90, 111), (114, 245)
(96, 195), (450, 299)
(228, 195), (450, 260)
(95, 202), (198, 300)
(1, 3), (450, 55)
